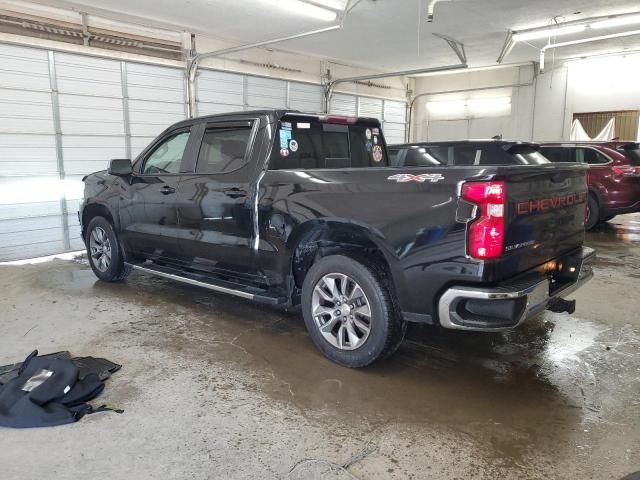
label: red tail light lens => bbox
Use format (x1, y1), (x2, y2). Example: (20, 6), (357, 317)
(461, 181), (505, 260)
(612, 165), (640, 176)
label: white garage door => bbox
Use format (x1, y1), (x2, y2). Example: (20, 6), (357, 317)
(0, 44), (65, 260)
(0, 43), (187, 261)
(330, 93), (407, 144)
(195, 72), (324, 116)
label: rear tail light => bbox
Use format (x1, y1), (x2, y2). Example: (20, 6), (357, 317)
(612, 165), (640, 176)
(461, 181), (505, 260)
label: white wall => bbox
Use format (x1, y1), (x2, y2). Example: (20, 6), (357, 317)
(411, 65), (536, 142)
(411, 52), (640, 143)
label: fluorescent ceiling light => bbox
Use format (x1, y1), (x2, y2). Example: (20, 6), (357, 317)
(262, 0), (338, 21)
(591, 14), (640, 30)
(512, 24), (586, 42)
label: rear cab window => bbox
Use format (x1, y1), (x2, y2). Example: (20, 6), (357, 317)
(269, 115), (387, 170)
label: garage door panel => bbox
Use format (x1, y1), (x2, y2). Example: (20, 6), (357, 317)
(197, 102), (244, 116)
(0, 134), (57, 176)
(58, 94), (124, 135)
(63, 175), (86, 201)
(383, 123), (406, 145)
(63, 135), (126, 176)
(0, 236), (66, 261)
(330, 93), (357, 116)
(0, 200), (61, 221)
(0, 44), (51, 91)
(126, 63), (184, 103)
(289, 82), (323, 112)
(384, 101), (407, 123)
(247, 77), (286, 109)
(0, 89), (54, 134)
(128, 99), (185, 137)
(359, 97), (383, 119)
(54, 53), (121, 97)
(131, 136), (156, 157)
(197, 70), (244, 105)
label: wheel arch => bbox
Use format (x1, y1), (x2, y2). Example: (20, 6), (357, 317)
(286, 219), (408, 307)
(81, 202), (118, 240)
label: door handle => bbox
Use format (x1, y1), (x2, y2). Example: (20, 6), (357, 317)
(224, 187), (247, 199)
(160, 185), (176, 195)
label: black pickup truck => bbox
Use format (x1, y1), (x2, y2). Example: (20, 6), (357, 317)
(80, 110), (594, 367)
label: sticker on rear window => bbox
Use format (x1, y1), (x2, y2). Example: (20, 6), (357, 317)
(297, 122), (310, 129)
(372, 128), (380, 135)
(280, 148), (290, 157)
(372, 144), (383, 162)
(289, 139), (299, 152)
(365, 128), (372, 140)
(280, 129), (292, 149)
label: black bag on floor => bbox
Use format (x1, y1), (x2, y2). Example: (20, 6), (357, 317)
(0, 351), (114, 428)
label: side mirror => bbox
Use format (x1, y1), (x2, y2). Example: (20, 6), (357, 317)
(108, 158), (133, 176)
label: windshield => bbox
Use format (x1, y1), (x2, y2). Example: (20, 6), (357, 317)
(269, 117), (388, 170)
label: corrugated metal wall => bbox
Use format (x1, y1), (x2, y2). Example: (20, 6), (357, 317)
(0, 42), (408, 261)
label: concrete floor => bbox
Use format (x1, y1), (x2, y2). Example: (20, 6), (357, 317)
(1, 215), (639, 479)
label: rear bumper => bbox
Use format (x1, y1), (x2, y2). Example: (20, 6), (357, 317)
(438, 247), (595, 331)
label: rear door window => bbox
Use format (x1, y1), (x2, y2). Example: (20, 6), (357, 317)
(196, 123), (253, 174)
(577, 148), (610, 165)
(269, 118), (387, 170)
(540, 147), (567, 163)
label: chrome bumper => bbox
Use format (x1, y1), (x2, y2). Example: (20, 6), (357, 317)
(438, 247), (595, 331)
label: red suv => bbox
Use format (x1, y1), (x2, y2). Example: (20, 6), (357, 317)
(539, 142), (640, 229)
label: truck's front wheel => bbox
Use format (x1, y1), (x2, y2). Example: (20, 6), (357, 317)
(86, 216), (131, 282)
(301, 255), (406, 367)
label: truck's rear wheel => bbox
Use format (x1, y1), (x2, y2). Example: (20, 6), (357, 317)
(86, 216), (131, 282)
(301, 255), (406, 367)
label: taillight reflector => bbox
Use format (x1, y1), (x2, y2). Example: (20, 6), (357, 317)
(612, 165), (640, 176)
(461, 181), (506, 260)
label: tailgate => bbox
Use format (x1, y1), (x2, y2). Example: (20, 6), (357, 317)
(498, 164), (588, 277)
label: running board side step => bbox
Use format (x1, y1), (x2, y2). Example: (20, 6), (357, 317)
(126, 263), (287, 305)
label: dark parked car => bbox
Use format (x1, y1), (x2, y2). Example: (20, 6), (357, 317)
(539, 142), (640, 229)
(80, 111), (594, 367)
(388, 140), (551, 167)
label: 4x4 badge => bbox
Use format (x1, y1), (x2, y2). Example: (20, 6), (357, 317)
(387, 173), (445, 183)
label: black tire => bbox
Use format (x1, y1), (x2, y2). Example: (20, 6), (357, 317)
(585, 194), (601, 230)
(85, 216), (131, 282)
(301, 255), (406, 367)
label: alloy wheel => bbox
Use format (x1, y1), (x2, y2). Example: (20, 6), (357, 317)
(89, 226), (112, 272)
(311, 273), (372, 350)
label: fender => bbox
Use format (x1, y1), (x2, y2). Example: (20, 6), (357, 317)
(286, 218), (410, 310)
